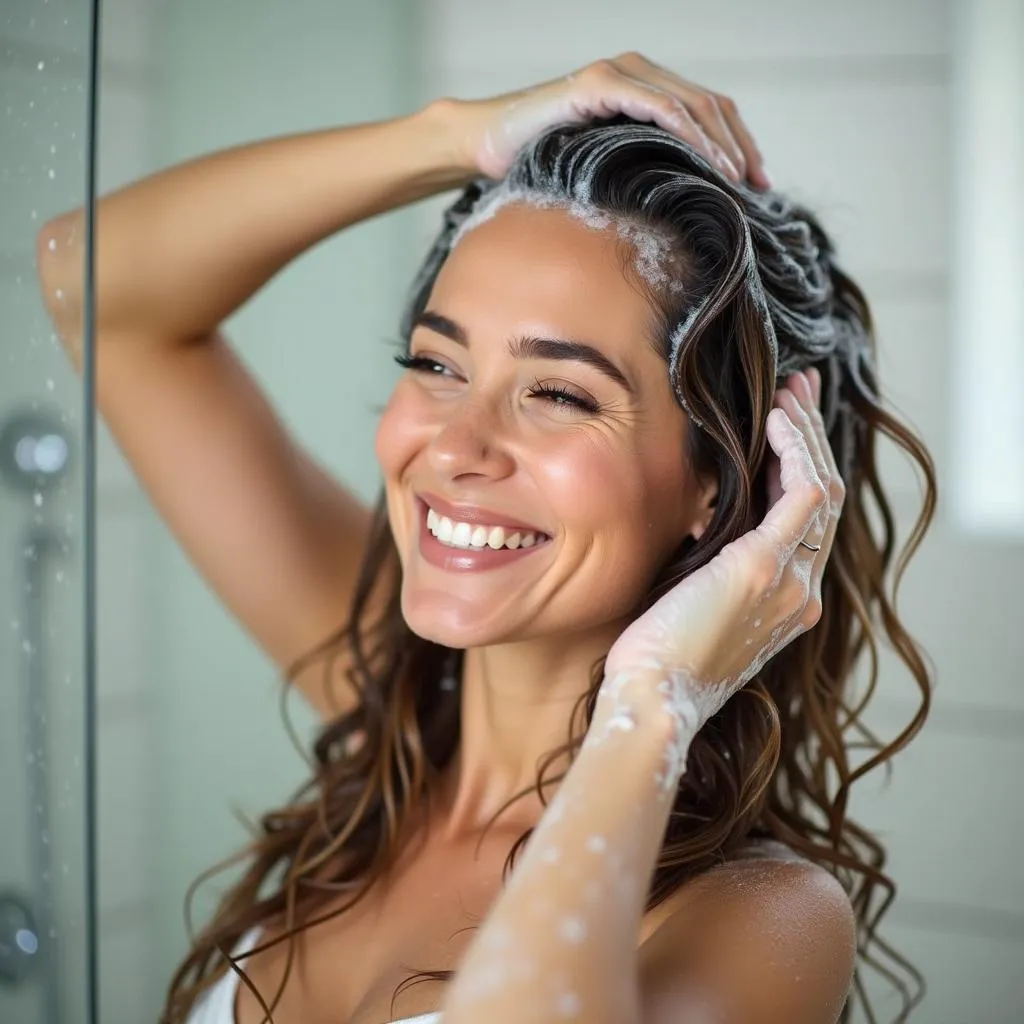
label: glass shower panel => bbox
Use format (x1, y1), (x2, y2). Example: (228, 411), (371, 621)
(0, 2), (96, 1024)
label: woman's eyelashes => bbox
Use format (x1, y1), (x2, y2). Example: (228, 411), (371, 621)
(525, 379), (600, 414)
(393, 352), (603, 415)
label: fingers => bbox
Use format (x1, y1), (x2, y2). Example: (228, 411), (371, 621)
(789, 369), (845, 548)
(760, 408), (826, 552)
(774, 374), (830, 540)
(758, 403), (827, 557)
(713, 92), (771, 189)
(770, 370), (845, 615)
(609, 53), (769, 188)
(584, 61), (739, 179)
(802, 368), (843, 494)
(591, 54), (767, 185)
(668, 87), (744, 180)
(800, 369), (845, 597)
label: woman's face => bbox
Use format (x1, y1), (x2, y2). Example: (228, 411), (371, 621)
(376, 202), (714, 650)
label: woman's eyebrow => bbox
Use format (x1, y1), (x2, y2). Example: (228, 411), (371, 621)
(413, 310), (636, 396)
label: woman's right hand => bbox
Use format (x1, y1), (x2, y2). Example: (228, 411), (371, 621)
(442, 52), (770, 188)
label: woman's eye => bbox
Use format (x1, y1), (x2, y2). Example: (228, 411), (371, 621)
(395, 355), (600, 415)
(393, 353), (450, 375)
(527, 381), (601, 415)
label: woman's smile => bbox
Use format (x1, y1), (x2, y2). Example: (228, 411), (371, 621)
(416, 496), (554, 572)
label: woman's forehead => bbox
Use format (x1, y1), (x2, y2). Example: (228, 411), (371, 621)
(433, 204), (665, 355)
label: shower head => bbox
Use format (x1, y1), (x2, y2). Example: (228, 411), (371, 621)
(0, 890), (39, 987)
(0, 407), (73, 496)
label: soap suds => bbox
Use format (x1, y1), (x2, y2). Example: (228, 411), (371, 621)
(450, 183), (686, 298)
(558, 916), (587, 944)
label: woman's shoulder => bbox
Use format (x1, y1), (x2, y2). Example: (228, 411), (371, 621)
(655, 835), (850, 924)
(696, 837), (856, 946)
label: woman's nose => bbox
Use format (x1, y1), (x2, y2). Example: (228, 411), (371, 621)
(426, 400), (516, 482)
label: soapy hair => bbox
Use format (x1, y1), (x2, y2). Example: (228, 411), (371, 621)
(163, 117), (936, 1023)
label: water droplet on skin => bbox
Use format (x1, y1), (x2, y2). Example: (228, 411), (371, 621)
(47, 238), (56, 251)
(556, 991), (581, 1017)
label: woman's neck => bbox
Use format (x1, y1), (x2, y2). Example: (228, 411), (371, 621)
(432, 630), (621, 838)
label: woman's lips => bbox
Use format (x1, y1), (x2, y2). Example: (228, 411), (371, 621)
(416, 499), (551, 572)
(417, 490), (549, 537)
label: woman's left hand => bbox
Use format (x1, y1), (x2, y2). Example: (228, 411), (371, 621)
(603, 369), (844, 734)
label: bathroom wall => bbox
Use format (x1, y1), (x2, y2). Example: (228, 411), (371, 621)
(87, 1), (424, 1019)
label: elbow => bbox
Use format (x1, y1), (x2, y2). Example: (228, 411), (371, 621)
(36, 209), (86, 359)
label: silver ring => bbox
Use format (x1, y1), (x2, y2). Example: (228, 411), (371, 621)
(798, 540), (821, 553)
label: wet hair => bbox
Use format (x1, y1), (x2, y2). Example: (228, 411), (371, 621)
(163, 116), (936, 1023)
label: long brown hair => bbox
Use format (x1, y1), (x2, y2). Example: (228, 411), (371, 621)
(163, 117), (936, 1023)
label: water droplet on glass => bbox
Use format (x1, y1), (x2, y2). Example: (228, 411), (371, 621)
(55, 570), (64, 583)
(22, 640), (34, 655)
(47, 168), (55, 179)
(45, 378), (55, 391)
(34, 492), (44, 507)
(37, 61), (45, 71)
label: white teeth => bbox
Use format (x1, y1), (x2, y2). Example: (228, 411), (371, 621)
(425, 508), (545, 552)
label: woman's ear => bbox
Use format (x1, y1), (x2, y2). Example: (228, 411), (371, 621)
(688, 472), (719, 542)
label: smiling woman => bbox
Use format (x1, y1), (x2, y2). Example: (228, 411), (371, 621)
(36, 52), (936, 1024)
(378, 199), (702, 650)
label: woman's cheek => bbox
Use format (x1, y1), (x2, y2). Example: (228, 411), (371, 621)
(375, 383), (428, 477)
(538, 432), (647, 530)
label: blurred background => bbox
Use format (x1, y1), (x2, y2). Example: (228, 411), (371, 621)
(1, 0), (1022, 1022)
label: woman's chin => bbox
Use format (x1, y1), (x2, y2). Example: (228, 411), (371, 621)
(400, 589), (517, 649)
